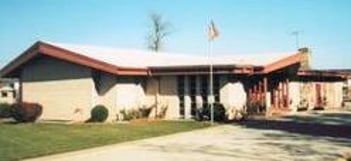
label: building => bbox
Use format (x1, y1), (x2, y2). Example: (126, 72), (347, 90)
(0, 41), (346, 121)
(0, 79), (18, 104)
(316, 69), (351, 108)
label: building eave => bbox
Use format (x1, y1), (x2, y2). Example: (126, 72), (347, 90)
(0, 41), (149, 77)
(262, 52), (304, 74)
(297, 70), (348, 79)
(149, 65), (255, 76)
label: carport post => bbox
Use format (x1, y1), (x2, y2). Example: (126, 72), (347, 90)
(263, 77), (270, 117)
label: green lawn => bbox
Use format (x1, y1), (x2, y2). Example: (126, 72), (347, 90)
(0, 121), (210, 161)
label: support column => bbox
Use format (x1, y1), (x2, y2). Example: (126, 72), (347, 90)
(155, 76), (160, 118)
(258, 81), (263, 104)
(18, 77), (23, 103)
(195, 76), (203, 109)
(273, 89), (278, 109)
(286, 79), (290, 109)
(184, 76), (191, 119)
(249, 88), (253, 104)
(286, 79), (290, 108)
(278, 82), (283, 109)
(253, 84), (258, 103)
(263, 77), (270, 117)
(281, 80), (284, 108)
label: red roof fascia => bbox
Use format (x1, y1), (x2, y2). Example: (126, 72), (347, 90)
(297, 70), (347, 79)
(263, 53), (303, 73)
(0, 42), (149, 77)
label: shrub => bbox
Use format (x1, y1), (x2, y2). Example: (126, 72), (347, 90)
(197, 103), (226, 122)
(120, 109), (142, 121)
(90, 105), (109, 122)
(120, 109), (134, 121)
(246, 100), (265, 115)
(139, 107), (152, 118)
(297, 99), (308, 111)
(0, 103), (12, 118)
(156, 105), (168, 119)
(11, 102), (43, 122)
(119, 106), (153, 121)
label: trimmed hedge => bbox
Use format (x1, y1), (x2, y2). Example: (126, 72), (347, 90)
(11, 102), (43, 122)
(90, 105), (109, 122)
(0, 103), (12, 118)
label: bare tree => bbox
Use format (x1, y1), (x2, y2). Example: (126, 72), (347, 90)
(146, 13), (172, 52)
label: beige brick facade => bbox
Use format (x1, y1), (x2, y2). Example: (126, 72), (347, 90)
(19, 56), (346, 122)
(159, 76), (179, 119)
(288, 81), (344, 111)
(92, 72), (119, 121)
(20, 57), (151, 121)
(21, 56), (94, 121)
(1, 41), (347, 122)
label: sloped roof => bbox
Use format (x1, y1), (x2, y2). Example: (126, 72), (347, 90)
(0, 41), (305, 77)
(47, 41), (296, 68)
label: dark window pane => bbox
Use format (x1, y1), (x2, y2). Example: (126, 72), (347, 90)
(1, 92), (8, 97)
(177, 76), (185, 117)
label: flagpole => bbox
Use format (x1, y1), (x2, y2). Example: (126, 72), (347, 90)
(207, 20), (218, 126)
(208, 34), (214, 126)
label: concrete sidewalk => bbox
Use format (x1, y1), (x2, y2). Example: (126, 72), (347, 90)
(25, 124), (351, 161)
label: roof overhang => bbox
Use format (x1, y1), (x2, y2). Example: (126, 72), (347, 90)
(0, 41), (149, 77)
(0, 41), (315, 78)
(262, 52), (305, 74)
(298, 70), (348, 79)
(149, 65), (254, 76)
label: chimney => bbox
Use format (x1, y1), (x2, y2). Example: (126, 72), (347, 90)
(298, 47), (311, 70)
(298, 47), (309, 53)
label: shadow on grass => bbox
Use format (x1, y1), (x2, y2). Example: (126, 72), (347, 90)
(241, 112), (351, 139)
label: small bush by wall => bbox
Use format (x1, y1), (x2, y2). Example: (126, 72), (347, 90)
(11, 102), (43, 123)
(90, 105), (109, 122)
(139, 107), (152, 118)
(119, 106), (153, 121)
(0, 103), (12, 118)
(120, 109), (136, 121)
(246, 100), (265, 115)
(196, 103), (226, 122)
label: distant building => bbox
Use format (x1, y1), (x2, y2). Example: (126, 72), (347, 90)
(0, 41), (347, 121)
(0, 78), (18, 104)
(317, 69), (351, 107)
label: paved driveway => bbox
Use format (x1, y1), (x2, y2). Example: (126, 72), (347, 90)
(26, 112), (351, 161)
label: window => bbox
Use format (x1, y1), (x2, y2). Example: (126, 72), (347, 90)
(213, 75), (220, 103)
(1, 91), (8, 98)
(200, 75), (208, 104)
(177, 75), (221, 118)
(189, 76), (197, 116)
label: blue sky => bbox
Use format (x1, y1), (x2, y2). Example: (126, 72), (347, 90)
(0, 0), (350, 69)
